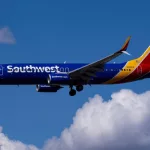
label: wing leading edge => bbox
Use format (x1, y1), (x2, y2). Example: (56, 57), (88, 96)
(68, 36), (131, 82)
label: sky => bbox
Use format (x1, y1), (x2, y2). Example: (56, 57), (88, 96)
(0, 0), (150, 149)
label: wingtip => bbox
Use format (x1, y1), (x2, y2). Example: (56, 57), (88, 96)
(127, 36), (131, 41)
(120, 36), (131, 52)
(126, 36), (131, 43)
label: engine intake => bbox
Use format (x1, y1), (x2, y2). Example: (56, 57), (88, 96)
(36, 84), (63, 92)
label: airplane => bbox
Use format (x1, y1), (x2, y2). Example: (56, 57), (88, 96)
(0, 36), (150, 96)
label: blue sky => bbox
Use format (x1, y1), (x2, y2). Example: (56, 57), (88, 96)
(0, 0), (150, 148)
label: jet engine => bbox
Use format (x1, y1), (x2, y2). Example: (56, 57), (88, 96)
(47, 73), (70, 84)
(36, 84), (63, 92)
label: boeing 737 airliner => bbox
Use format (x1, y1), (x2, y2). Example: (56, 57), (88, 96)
(0, 36), (149, 96)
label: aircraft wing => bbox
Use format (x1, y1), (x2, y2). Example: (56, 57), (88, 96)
(68, 36), (131, 82)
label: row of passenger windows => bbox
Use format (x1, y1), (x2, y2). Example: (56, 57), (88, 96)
(57, 68), (132, 72)
(101, 68), (132, 72)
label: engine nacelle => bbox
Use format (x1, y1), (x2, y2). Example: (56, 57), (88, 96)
(47, 73), (70, 84)
(36, 84), (62, 92)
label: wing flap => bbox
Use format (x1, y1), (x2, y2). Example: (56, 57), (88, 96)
(85, 72), (97, 77)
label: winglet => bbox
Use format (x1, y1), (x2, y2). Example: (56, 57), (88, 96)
(119, 36), (131, 52)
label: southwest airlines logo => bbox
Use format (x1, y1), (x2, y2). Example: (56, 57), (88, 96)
(7, 65), (60, 73)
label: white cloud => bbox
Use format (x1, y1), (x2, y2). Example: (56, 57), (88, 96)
(43, 89), (150, 150)
(1, 89), (150, 150)
(0, 131), (39, 150)
(0, 27), (16, 44)
(0, 121), (38, 150)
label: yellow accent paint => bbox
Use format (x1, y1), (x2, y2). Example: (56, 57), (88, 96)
(104, 46), (150, 84)
(137, 46), (150, 62)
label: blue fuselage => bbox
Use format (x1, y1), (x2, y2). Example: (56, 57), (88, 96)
(0, 62), (148, 85)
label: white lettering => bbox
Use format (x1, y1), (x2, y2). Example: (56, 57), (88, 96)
(50, 66), (55, 73)
(6, 65), (68, 74)
(30, 65), (36, 72)
(35, 66), (45, 73)
(26, 66), (32, 73)
(14, 67), (19, 73)
(45, 67), (50, 73)
(55, 65), (59, 72)
(7, 65), (13, 73)
(20, 67), (26, 73)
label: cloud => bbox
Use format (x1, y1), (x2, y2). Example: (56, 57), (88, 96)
(0, 27), (16, 44)
(43, 89), (150, 150)
(0, 127), (38, 150)
(1, 89), (150, 150)
(0, 131), (38, 150)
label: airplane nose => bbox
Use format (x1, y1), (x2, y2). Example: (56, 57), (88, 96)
(0, 65), (3, 76)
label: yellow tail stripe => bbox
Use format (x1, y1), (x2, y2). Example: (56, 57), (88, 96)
(104, 46), (150, 84)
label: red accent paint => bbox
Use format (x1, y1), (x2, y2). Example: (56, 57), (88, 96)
(140, 53), (150, 64)
(114, 52), (150, 84)
(115, 64), (150, 84)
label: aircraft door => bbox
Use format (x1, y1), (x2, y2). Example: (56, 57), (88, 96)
(0, 65), (3, 75)
(137, 65), (142, 75)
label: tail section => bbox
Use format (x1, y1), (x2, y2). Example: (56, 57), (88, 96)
(136, 46), (150, 64)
